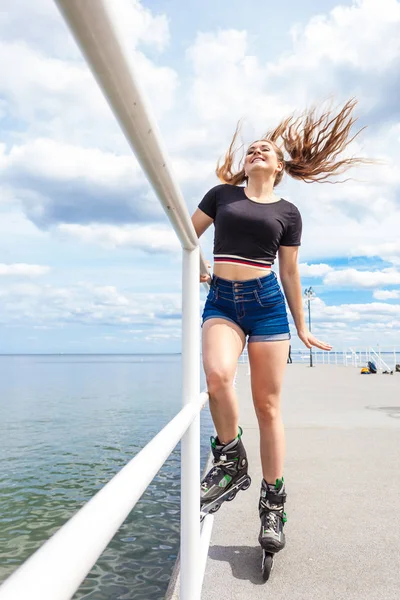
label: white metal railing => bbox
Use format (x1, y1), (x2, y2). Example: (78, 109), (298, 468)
(367, 347), (391, 372)
(0, 395), (208, 600)
(280, 347), (399, 370)
(0, 1), (212, 600)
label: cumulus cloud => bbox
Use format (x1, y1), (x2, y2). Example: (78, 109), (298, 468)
(323, 301), (400, 318)
(373, 289), (400, 300)
(0, 0), (170, 56)
(0, 0), (177, 151)
(57, 223), (180, 253)
(285, 0), (400, 70)
(0, 282), (182, 329)
(323, 268), (400, 288)
(0, 263), (50, 277)
(106, 0), (170, 52)
(352, 241), (400, 266)
(185, 0), (400, 132)
(292, 295), (400, 344)
(269, 0), (400, 115)
(299, 263), (333, 277)
(0, 139), (167, 226)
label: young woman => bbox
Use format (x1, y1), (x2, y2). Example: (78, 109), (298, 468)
(192, 99), (368, 564)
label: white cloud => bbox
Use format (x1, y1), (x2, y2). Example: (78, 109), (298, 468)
(373, 289), (400, 300)
(0, 1), (176, 150)
(0, 263), (50, 277)
(0, 139), (164, 226)
(0, 41), (177, 144)
(0, 0), (80, 59)
(352, 241), (400, 265)
(107, 0), (170, 52)
(323, 268), (400, 288)
(57, 223), (180, 253)
(2, 138), (141, 186)
(0, 0), (170, 57)
(299, 263), (333, 277)
(186, 29), (293, 126)
(323, 301), (400, 318)
(286, 0), (400, 72)
(289, 294), (400, 346)
(0, 282), (182, 328)
(186, 0), (400, 132)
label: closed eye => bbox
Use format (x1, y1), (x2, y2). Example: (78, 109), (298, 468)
(247, 146), (271, 155)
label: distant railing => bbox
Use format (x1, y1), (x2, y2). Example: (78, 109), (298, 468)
(238, 347), (399, 371)
(0, 1), (212, 600)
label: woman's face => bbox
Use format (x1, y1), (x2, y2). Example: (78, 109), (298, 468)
(244, 140), (283, 179)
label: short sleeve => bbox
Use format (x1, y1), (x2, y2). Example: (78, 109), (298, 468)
(198, 186), (218, 220)
(280, 205), (302, 246)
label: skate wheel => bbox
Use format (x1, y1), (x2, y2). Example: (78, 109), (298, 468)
(241, 478), (251, 491)
(209, 504), (220, 514)
(226, 491), (237, 501)
(261, 551), (274, 582)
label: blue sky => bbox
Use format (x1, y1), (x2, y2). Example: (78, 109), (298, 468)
(0, 0), (399, 353)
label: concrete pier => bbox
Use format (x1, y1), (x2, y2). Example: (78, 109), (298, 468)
(200, 364), (400, 600)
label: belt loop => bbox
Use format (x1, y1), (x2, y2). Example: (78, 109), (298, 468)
(257, 277), (262, 288)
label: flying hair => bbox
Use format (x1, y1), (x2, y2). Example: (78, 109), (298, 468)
(216, 98), (373, 187)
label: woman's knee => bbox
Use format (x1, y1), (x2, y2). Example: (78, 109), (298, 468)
(206, 368), (234, 396)
(254, 394), (281, 423)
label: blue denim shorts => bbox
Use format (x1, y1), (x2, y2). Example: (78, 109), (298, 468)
(201, 271), (291, 342)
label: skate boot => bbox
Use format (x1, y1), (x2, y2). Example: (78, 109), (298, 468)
(200, 426), (251, 522)
(258, 477), (287, 581)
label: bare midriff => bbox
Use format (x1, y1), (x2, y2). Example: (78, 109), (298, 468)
(213, 262), (273, 281)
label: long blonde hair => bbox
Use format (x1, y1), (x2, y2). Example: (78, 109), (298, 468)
(216, 98), (370, 186)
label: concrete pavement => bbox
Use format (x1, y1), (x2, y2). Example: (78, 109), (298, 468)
(200, 364), (400, 600)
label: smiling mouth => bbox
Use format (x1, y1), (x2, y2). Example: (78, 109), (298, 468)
(251, 157), (265, 163)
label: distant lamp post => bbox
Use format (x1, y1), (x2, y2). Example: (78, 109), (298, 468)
(304, 287), (316, 367)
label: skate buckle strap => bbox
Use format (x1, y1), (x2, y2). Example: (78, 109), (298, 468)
(261, 488), (287, 503)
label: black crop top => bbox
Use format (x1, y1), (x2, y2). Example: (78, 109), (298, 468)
(198, 184), (302, 270)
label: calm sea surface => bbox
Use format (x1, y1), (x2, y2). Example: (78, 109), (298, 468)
(0, 354), (213, 599)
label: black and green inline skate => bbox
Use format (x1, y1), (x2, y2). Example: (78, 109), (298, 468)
(258, 477), (287, 581)
(200, 426), (251, 522)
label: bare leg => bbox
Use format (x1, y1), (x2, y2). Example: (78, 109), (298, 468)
(202, 318), (246, 444)
(247, 340), (289, 483)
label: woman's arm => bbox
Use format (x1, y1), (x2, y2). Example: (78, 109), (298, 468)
(278, 245), (332, 351)
(191, 208), (213, 238)
(192, 208), (214, 282)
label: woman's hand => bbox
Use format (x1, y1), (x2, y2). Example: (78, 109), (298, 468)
(297, 328), (332, 351)
(200, 261), (212, 284)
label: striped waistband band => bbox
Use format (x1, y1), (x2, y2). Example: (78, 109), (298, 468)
(214, 255), (272, 269)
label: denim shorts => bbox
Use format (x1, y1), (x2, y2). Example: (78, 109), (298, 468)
(201, 271), (291, 342)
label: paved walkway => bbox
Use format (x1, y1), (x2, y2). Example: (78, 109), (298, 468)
(200, 364), (400, 600)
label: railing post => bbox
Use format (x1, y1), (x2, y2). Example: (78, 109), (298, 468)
(181, 247), (201, 600)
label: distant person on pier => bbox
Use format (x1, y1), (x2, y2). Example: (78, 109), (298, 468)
(287, 344), (292, 364)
